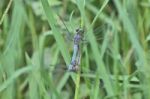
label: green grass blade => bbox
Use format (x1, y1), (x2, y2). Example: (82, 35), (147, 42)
(40, 0), (70, 65)
(0, 66), (32, 92)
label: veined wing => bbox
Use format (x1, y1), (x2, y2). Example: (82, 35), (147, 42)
(56, 14), (74, 42)
(81, 23), (107, 45)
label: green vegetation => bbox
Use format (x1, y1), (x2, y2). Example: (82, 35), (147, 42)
(0, 0), (150, 99)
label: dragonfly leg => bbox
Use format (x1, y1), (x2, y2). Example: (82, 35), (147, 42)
(68, 60), (76, 71)
(68, 65), (79, 72)
(72, 65), (79, 71)
(68, 60), (79, 72)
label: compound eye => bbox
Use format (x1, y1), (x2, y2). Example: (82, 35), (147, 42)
(76, 28), (79, 32)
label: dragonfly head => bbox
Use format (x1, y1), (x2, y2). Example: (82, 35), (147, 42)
(76, 28), (84, 36)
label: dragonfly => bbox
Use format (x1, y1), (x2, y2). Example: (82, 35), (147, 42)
(57, 15), (106, 72)
(67, 28), (84, 71)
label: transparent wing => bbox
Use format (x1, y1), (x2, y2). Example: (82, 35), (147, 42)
(93, 24), (107, 41)
(85, 23), (106, 38)
(56, 14), (74, 42)
(81, 24), (107, 45)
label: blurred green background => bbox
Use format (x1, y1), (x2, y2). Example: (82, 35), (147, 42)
(0, 0), (150, 99)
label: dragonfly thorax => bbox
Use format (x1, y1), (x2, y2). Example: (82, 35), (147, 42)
(74, 28), (84, 44)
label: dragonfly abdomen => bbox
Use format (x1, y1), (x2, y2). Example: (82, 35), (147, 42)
(68, 28), (84, 72)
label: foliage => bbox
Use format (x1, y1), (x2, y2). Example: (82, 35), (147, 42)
(0, 0), (150, 99)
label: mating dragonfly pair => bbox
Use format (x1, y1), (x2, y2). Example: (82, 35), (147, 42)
(64, 27), (103, 72)
(68, 28), (84, 72)
(57, 15), (105, 72)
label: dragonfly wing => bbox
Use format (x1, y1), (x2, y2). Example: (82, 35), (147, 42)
(65, 32), (74, 42)
(57, 16), (74, 42)
(93, 24), (106, 41)
(83, 24), (106, 44)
